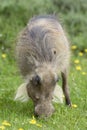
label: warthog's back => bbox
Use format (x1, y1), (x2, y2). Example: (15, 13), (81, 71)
(16, 15), (70, 76)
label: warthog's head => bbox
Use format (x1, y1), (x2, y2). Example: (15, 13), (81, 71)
(27, 64), (59, 117)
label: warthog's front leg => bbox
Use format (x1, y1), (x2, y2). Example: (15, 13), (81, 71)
(61, 69), (71, 106)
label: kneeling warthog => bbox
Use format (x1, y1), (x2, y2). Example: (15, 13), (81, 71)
(15, 15), (71, 117)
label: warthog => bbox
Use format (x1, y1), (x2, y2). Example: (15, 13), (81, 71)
(15, 15), (71, 117)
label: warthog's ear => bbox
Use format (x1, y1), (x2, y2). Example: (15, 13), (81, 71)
(30, 75), (41, 86)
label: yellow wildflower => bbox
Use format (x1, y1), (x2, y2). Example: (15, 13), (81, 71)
(2, 121), (11, 126)
(74, 60), (80, 64)
(29, 116), (42, 127)
(29, 116), (36, 124)
(36, 123), (42, 127)
(71, 45), (77, 50)
(84, 49), (87, 53)
(29, 119), (36, 124)
(0, 125), (5, 130)
(76, 66), (82, 71)
(2, 54), (6, 58)
(78, 52), (83, 56)
(71, 104), (77, 108)
(18, 128), (24, 130)
(82, 72), (87, 75)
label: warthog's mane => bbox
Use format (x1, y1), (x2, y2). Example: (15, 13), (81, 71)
(16, 15), (70, 75)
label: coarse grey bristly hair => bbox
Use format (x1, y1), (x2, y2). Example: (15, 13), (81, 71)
(16, 15), (70, 76)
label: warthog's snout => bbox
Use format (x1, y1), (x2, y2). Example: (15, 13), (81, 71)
(35, 102), (55, 117)
(26, 65), (58, 117)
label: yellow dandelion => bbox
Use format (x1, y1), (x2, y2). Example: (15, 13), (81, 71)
(74, 60), (80, 64)
(71, 104), (77, 108)
(78, 52), (83, 56)
(2, 54), (6, 58)
(71, 45), (77, 50)
(29, 116), (42, 127)
(18, 128), (24, 130)
(0, 125), (5, 130)
(2, 121), (11, 126)
(36, 123), (42, 127)
(76, 66), (82, 71)
(29, 119), (36, 124)
(82, 72), (87, 75)
(84, 49), (87, 53)
(29, 116), (36, 124)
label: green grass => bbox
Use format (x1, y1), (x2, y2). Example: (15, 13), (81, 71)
(0, 52), (87, 130)
(0, 0), (87, 129)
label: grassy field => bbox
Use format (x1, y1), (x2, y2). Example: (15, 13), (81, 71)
(0, 0), (87, 130)
(0, 50), (87, 130)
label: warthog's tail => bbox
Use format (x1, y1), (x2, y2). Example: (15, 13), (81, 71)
(14, 83), (63, 103)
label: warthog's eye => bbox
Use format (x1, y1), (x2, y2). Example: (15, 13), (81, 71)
(52, 48), (56, 55)
(53, 50), (56, 54)
(31, 75), (41, 86)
